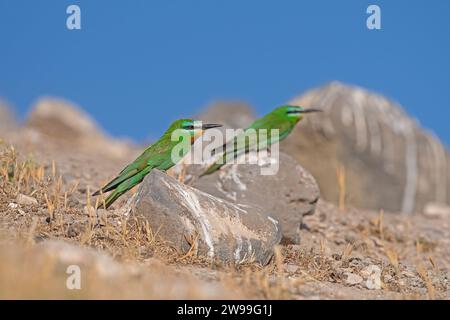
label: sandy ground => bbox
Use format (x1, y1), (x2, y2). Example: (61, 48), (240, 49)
(0, 130), (448, 300)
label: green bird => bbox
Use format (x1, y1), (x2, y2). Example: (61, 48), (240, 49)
(201, 105), (322, 176)
(93, 119), (222, 209)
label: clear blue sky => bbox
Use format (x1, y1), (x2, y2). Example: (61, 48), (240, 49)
(1, 0), (449, 144)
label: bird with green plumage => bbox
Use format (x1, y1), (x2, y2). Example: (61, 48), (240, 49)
(93, 119), (222, 209)
(200, 105), (322, 176)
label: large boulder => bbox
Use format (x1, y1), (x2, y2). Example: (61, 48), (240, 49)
(285, 81), (450, 214)
(132, 169), (281, 264)
(24, 97), (134, 159)
(192, 152), (320, 244)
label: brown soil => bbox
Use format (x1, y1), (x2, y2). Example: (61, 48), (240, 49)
(0, 132), (448, 300)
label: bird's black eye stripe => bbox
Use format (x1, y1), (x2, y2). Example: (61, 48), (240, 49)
(184, 125), (194, 130)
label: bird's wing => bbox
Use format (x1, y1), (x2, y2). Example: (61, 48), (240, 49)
(102, 166), (153, 209)
(213, 114), (285, 156)
(92, 159), (146, 196)
(201, 115), (292, 177)
(92, 143), (163, 196)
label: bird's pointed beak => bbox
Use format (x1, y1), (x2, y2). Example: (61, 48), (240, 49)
(288, 108), (323, 114)
(201, 123), (223, 130)
(299, 108), (323, 114)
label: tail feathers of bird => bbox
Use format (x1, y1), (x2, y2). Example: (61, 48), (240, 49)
(199, 162), (224, 177)
(100, 188), (123, 209)
(95, 172), (146, 209)
(92, 169), (139, 196)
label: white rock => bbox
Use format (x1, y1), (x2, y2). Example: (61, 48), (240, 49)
(344, 272), (363, 285)
(284, 264), (299, 273)
(16, 194), (38, 206)
(361, 265), (382, 290)
(423, 202), (450, 219)
(133, 169), (281, 264)
(8, 203), (18, 209)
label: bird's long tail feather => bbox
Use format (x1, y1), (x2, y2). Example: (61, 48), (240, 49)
(98, 171), (147, 209)
(199, 162), (224, 177)
(92, 169), (138, 196)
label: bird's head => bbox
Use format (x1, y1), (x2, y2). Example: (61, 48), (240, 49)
(169, 119), (222, 144)
(275, 105), (323, 123)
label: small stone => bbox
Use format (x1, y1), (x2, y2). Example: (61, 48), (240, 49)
(344, 272), (363, 285)
(16, 194), (38, 206)
(361, 265), (382, 290)
(284, 264), (299, 273)
(332, 253), (341, 260)
(8, 203), (18, 209)
(344, 234), (356, 243)
(67, 223), (81, 237)
(423, 202), (450, 219)
(401, 270), (416, 278)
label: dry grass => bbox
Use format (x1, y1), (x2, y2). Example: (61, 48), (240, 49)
(0, 143), (302, 299)
(416, 264), (436, 300)
(385, 246), (400, 273)
(336, 164), (346, 211)
(1, 143), (449, 300)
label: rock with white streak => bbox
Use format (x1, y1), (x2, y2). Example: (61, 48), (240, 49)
(132, 169), (281, 265)
(285, 81), (450, 213)
(192, 152), (320, 244)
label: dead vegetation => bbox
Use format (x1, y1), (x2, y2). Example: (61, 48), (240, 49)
(0, 141), (449, 299)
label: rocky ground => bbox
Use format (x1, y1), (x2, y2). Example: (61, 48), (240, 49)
(0, 93), (449, 300)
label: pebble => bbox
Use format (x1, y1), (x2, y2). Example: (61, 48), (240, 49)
(361, 265), (382, 290)
(16, 194), (38, 206)
(423, 202), (450, 219)
(8, 203), (18, 209)
(67, 223), (82, 237)
(284, 264), (299, 273)
(344, 272), (363, 285)
(401, 270), (416, 278)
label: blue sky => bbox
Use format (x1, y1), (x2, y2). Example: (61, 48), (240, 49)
(1, 0), (449, 144)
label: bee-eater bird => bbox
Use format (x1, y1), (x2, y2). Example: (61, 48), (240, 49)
(93, 119), (222, 209)
(200, 105), (322, 176)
